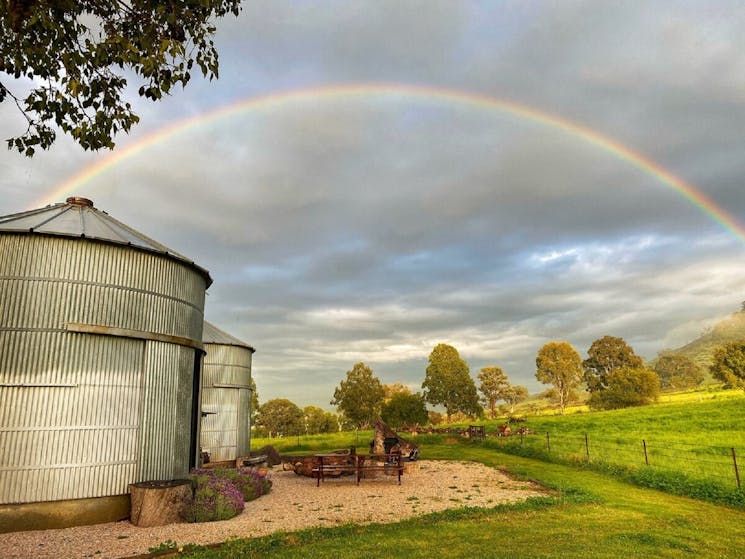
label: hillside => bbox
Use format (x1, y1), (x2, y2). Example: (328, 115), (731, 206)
(673, 309), (745, 369)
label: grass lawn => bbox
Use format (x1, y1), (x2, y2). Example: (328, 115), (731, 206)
(476, 397), (745, 492)
(176, 439), (745, 558)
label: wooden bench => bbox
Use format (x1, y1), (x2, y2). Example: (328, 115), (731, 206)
(313, 453), (403, 486)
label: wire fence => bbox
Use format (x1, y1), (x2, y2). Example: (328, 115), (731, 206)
(488, 431), (742, 489)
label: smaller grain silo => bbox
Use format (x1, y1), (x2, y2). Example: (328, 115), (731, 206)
(200, 322), (255, 464)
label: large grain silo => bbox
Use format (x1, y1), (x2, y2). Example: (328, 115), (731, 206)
(200, 322), (255, 464)
(0, 197), (212, 532)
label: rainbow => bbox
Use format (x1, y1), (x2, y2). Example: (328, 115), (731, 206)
(38, 83), (745, 243)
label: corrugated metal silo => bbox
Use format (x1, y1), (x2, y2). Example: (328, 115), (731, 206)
(200, 322), (255, 463)
(0, 197), (212, 531)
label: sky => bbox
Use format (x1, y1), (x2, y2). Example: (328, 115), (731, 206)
(1, 1), (744, 409)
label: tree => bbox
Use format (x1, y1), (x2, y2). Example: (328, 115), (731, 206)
(0, 1), (241, 155)
(249, 377), (259, 426)
(330, 362), (385, 428)
(255, 399), (304, 438)
(422, 343), (481, 421)
(477, 366), (510, 419)
(381, 392), (428, 428)
(382, 382), (411, 401)
(710, 341), (745, 391)
(535, 341), (583, 414)
(653, 353), (704, 391)
(303, 406), (339, 435)
(583, 335), (643, 393)
(587, 367), (660, 410)
(503, 385), (529, 413)
(428, 410), (444, 425)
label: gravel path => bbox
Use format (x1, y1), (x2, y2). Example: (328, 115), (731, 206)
(0, 460), (547, 559)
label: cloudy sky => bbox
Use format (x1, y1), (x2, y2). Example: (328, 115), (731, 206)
(2, 1), (744, 409)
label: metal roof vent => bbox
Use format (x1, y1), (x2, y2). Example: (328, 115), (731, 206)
(65, 196), (94, 207)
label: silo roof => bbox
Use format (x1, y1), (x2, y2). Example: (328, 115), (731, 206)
(0, 197), (212, 287)
(203, 320), (255, 352)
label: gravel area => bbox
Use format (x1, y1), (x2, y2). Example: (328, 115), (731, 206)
(0, 460), (547, 559)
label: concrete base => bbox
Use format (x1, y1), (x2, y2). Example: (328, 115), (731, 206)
(0, 495), (130, 534)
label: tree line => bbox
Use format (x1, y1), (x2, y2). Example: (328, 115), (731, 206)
(253, 336), (745, 436)
(253, 343), (526, 436)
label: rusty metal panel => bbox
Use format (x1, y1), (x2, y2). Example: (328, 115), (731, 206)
(0, 333), (143, 503)
(200, 343), (253, 462)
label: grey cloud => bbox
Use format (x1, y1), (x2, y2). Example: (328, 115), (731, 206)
(2, 1), (745, 408)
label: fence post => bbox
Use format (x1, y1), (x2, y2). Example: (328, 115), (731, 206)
(642, 439), (649, 466)
(546, 432), (551, 453)
(520, 431), (524, 446)
(585, 433), (590, 461)
(732, 448), (741, 489)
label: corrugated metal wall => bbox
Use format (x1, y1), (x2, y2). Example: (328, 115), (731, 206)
(200, 344), (252, 462)
(0, 234), (206, 504)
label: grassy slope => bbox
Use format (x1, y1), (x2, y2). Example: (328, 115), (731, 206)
(179, 442), (745, 559)
(507, 395), (745, 446)
(675, 310), (745, 369)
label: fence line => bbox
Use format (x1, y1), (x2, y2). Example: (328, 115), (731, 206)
(490, 431), (742, 489)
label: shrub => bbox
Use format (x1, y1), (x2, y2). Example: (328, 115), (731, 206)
(222, 467), (273, 501)
(189, 467), (273, 522)
(190, 475), (245, 522)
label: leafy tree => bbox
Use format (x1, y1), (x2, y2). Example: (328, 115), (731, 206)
(381, 392), (428, 428)
(710, 341), (745, 391)
(653, 353), (704, 391)
(422, 343), (481, 421)
(382, 382), (411, 401)
(303, 406), (339, 435)
(477, 366), (510, 419)
(428, 410), (444, 425)
(255, 398), (304, 438)
(503, 385), (529, 413)
(583, 335), (643, 393)
(535, 341), (583, 414)
(248, 376), (259, 423)
(330, 362), (385, 428)
(1, 0), (241, 155)
(587, 367), (660, 410)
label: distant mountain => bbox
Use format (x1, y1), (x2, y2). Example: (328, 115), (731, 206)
(672, 310), (745, 369)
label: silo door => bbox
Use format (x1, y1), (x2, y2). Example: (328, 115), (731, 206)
(200, 385), (240, 462)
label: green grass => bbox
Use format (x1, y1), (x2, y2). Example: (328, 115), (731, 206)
(171, 440), (745, 558)
(474, 396), (745, 494)
(252, 430), (373, 454)
(512, 385), (741, 417)
(254, 393), (745, 499)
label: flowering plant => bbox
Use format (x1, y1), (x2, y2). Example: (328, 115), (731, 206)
(188, 467), (272, 522)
